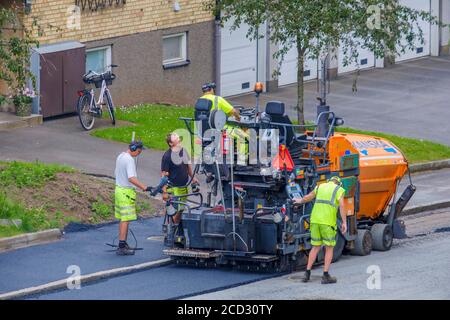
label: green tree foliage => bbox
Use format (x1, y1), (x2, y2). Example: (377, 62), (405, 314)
(208, 0), (443, 125)
(0, 3), (39, 96)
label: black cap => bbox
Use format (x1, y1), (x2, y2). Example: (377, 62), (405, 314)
(202, 82), (216, 93)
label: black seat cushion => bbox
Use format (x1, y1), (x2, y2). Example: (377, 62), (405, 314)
(195, 98), (212, 113)
(194, 98), (213, 137)
(265, 101), (285, 115)
(265, 101), (293, 146)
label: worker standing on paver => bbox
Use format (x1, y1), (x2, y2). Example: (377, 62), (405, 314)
(114, 140), (149, 255)
(294, 176), (347, 284)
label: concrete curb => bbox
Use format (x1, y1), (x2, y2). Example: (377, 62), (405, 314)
(402, 200), (450, 216)
(0, 258), (172, 300)
(409, 159), (450, 173)
(0, 229), (62, 253)
(0, 114), (43, 131)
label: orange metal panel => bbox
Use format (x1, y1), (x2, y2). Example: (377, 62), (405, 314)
(342, 197), (355, 217)
(334, 133), (408, 220)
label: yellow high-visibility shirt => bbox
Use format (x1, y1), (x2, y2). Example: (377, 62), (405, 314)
(311, 182), (345, 227)
(201, 94), (234, 116)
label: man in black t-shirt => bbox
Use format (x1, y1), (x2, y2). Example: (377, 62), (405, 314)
(161, 132), (198, 224)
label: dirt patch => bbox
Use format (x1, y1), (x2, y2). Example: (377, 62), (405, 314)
(4, 172), (164, 226)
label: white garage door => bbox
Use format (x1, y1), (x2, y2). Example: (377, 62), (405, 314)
(220, 20), (258, 97)
(278, 46), (318, 86)
(396, 0), (431, 62)
(338, 41), (375, 74)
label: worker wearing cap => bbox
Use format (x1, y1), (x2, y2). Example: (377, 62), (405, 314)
(294, 176), (347, 284)
(200, 82), (241, 121)
(114, 140), (149, 255)
(199, 82), (249, 165)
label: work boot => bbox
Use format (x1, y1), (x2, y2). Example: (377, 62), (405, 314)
(302, 270), (311, 283)
(116, 242), (135, 256)
(321, 273), (337, 284)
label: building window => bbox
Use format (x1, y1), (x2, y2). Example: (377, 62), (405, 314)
(86, 46), (112, 74)
(162, 32), (187, 66)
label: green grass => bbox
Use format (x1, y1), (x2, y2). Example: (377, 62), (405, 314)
(0, 160), (74, 188)
(92, 104), (450, 163)
(0, 192), (60, 236)
(336, 127), (450, 164)
(91, 104), (194, 150)
(90, 198), (113, 223)
(0, 226), (25, 238)
(0, 161), (75, 237)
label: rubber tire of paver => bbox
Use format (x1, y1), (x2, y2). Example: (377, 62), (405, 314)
(371, 223), (393, 251)
(350, 229), (373, 256)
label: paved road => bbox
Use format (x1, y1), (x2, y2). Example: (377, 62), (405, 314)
(23, 209), (450, 300)
(230, 56), (450, 146)
(26, 265), (276, 300)
(0, 217), (166, 294)
(402, 168), (450, 209)
(0, 167), (448, 295)
(189, 209), (450, 300)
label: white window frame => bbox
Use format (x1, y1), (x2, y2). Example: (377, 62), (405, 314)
(162, 32), (187, 66)
(86, 45), (112, 73)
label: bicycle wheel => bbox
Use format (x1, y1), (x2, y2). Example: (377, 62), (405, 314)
(77, 93), (95, 131)
(104, 90), (116, 126)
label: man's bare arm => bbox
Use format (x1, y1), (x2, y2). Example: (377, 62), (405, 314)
(129, 177), (147, 192)
(294, 191), (316, 204)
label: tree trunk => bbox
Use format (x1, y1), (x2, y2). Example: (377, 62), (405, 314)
(296, 43), (305, 127)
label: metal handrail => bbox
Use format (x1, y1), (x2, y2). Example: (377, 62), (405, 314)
(309, 111), (336, 163)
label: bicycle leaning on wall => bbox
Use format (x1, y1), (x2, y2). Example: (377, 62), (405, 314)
(77, 64), (118, 130)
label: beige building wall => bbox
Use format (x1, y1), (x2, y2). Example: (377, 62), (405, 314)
(23, 0), (214, 44)
(13, 0), (216, 107)
(85, 21), (216, 107)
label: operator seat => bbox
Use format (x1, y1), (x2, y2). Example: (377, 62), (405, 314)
(265, 101), (296, 146)
(194, 98), (230, 180)
(265, 101), (309, 165)
(194, 98), (213, 138)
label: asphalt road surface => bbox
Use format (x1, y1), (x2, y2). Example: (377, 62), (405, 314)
(190, 209), (450, 300)
(25, 209), (450, 300)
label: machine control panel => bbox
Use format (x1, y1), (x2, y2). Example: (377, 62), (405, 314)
(286, 181), (303, 200)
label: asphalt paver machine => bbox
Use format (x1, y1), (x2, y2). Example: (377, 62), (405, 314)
(163, 82), (416, 272)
